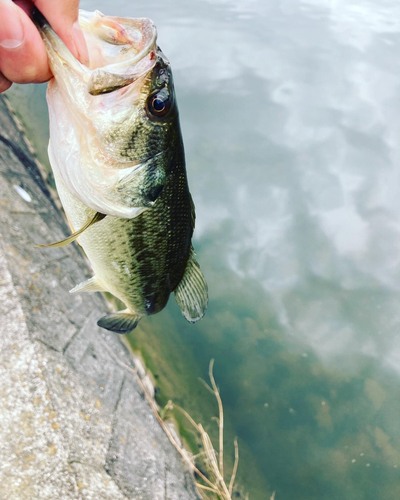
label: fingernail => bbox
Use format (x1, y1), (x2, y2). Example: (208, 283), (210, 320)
(0, 0), (24, 49)
(72, 21), (89, 66)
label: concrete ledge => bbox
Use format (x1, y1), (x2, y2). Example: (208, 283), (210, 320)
(0, 95), (200, 500)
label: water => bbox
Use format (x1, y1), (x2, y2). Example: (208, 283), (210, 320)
(7, 1), (400, 498)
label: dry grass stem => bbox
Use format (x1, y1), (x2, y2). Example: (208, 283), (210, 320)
(209, 359), (225, 479)
(103, 343), (245, 499)
(228, 438), (239, 495)
(103, 344), (217, 491)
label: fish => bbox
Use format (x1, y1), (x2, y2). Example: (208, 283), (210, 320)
(34, 9), (208, 333)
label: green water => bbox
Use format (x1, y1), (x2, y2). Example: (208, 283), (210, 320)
(7, 1), (400, 498)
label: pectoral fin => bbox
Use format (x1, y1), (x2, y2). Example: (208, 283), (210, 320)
(36, 212), (106, 248)
(174, 247), (208, 323)
(69, 276), (107, 294)
(97, 309), (141, 334)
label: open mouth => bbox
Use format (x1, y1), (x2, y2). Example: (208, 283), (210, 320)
(35, 9), (158, 95)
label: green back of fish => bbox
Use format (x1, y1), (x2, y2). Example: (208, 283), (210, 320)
(116, 138), (193, 314)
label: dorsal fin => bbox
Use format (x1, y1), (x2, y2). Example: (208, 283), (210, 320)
(174, 247), (208, 323)
(36, 212), (106, 248)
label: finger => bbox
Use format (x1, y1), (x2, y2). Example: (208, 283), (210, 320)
(0, 0), (52, 83)
(0, 71), (12, 92)
(33, 0), (89, 65)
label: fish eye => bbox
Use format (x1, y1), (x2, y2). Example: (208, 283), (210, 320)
(147, 89), (172, 118)
(153, 97), (166, 112)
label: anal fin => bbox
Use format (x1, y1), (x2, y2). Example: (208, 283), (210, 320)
(174, 247), (208, 323)
(97, 309), (140, 334)
(69, 276), (106, 294)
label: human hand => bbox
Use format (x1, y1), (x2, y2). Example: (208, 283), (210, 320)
(0, 0), (88, 92)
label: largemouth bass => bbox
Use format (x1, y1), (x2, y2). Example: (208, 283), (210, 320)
(35, 10), (208, 333)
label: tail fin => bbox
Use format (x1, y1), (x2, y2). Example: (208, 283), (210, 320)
(97, 309), (140, 334)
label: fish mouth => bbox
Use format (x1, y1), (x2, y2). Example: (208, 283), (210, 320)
(34, 9), (157, 95)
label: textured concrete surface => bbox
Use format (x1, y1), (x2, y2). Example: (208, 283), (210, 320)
(0, 95), (200, 500)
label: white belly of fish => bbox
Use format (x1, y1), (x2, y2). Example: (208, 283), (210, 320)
(53, 167), (137, 306)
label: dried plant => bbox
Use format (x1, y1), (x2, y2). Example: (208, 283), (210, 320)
(168, 359), (239, 499)
(104, 342), (246, 499)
